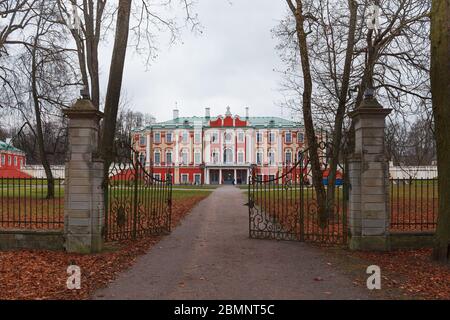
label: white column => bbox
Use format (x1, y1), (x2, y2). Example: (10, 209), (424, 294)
(234, 169), (237, 184)
(219, 169), (222, 185)
(205, 168), (209, 185)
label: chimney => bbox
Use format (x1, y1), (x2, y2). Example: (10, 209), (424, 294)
(205, 107), (210, 119)
(245, 107), (249, 120)
(173, 109), (179, 120)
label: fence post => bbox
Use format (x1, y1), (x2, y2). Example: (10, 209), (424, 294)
(63, 98), (104, 253)
(348, 95), (392, 251)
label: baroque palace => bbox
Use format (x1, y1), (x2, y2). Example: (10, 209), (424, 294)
(132, 107), (306, 185)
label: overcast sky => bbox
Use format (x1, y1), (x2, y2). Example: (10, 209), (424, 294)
(101, 0), (293, 123)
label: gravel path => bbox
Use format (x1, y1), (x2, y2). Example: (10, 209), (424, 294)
(93, 186), (370, 300)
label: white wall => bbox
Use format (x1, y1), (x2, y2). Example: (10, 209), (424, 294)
(389, 163), (438, 179)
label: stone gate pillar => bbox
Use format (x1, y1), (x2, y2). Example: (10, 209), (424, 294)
(63, 98), (104, 253)
(348, 95), (392, 251)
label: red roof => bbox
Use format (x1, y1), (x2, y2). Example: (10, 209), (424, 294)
(0, 168), (32, 178)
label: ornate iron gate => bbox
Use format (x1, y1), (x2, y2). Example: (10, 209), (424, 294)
(248, 141), (347, 245)
(104, 142), (172, 241)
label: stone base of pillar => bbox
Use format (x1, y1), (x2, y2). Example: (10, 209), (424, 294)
(63, 98), (104, 254)
(349, 235), (391, 251)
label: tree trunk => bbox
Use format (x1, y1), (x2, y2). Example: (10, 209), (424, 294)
(101, 0), (132, 177)
(30, 36), (54, 199)
(326, 0), (357, 215)
(291, 0), (327, 227)
(431, 0), (450, 262)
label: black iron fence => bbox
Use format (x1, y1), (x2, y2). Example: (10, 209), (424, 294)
(0, 177), (64, 229)
(390, 177), (438, 231)
(104, 142), (173, 241)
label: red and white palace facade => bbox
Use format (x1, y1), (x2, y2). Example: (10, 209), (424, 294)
(132, 107), (306, 185)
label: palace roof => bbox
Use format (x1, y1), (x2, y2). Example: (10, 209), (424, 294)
(136, 116), (303, 131)
(0, 140), (25, 154)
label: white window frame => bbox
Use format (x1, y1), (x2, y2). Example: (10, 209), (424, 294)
(181, 150), (189, 165)
(194, 132), (201, 144)
(256, 151), (263, 165)
(297, 132), (304, 143)
(256, 132), (263, 143)
(1, 154), (4, 166)
(182, 131), (189, 144)
(238, 132), (244, 143)
(181, 174), (189, 184)
(139, 135), (146, 145)
(154, 151), (161, 165)
(194, 151), (201, 164)
(225, 132), (232, 142)
(212, 151), (219, 164)
(285, 150), (292, 164)
(154, 132), (161, 143)
(268, 150), (275, 165)
(285, 132), (292, 144)
(8, 156), (11, 165)
(166, 132), (172, 143)
(237, 151), (244, 164)
(154, 173), (161, 180)
(166, 151), (172, 165)
(224, 148), (233, 164)
(211, 132), (218, 143)
(194, 174), (201, 185)
(269, 132), (275, 144)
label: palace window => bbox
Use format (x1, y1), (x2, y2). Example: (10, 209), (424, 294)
(154, 132), (161, 143)
(194, 174), (201, 185)
(225, 132), (232, 142)
(194, 151), (201, 164)
(238, 151), (244, 164)
(224, 149), (233, 163)
(285, 150), (292, 164)
(268, 151), (275, 165)
(181, 150), (189, 165)
(211, 132), (218, 143)
(256, 132), (263, 143)
(154, 173), (161, 180)
(139, 135), (146, 145)
(212, 151), (219, 163)
(181, 174), (189, 184)
(297, 132), (304, 143)
(285, 132), (292, 144)
(139, 153), (145, 164)
(166, 151), (172, 165)
(238, 132), (244, 143)
(1, 155), (4, 166)
(268, 132), (275, 144)
(154, 151), (161, 165)
(194, 132), (201, 144)
(166, 132), (172, 143)
(256, 151), (263, 165)
(8, 156), (11, 165)
(182, 132), (189, 143)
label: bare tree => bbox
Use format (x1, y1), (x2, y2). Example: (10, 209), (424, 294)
(277, 0), (431, 225)
(6, 0), (79, 198)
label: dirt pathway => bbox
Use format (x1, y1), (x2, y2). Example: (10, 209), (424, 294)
(94, 186), (370, 299)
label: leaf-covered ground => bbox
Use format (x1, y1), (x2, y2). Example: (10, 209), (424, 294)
(351, 248), (450, 299)
(0, 194), (209, 300)
(323, 246), (450, 300)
